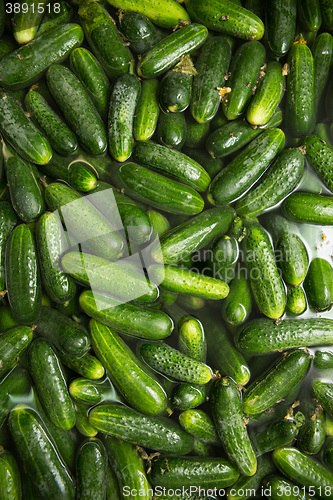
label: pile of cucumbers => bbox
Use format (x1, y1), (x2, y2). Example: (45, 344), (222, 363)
(2, 0), (333, 498)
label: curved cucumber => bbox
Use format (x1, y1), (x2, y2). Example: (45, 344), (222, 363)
(134, 79), (159, 141)
(250, 419), (299, 457)
(282, 192), (333, 225)
(304, 258), (333, 311)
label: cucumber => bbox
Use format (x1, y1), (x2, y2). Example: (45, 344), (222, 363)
(249, 419), (299, 456)
(314, 123), (333, 148)
(46, 65), (107, 156)
(304, 258), (333, 311)
(90, 403), (194, 454)
(222, 41), (266, 121)
(226, 455), (276, 500)
(208, 128), (285, 205)
(108, 73), (141, 162)
(184, 0), (264, 40)
(67, 164), (97, 193)
(262, 475), (314, 500)
(282, 192), (333, 225)
(314, 349), (333, 370)
(28, 338), (76, 430)
(152, 206), (235, 264)
(8, 407), (75, 499)
(0, 202), (17, 291)
(179, 409), (219, 445)
(0, 34), (17, 60)
(0, 90), (52, 164)
(6, 224), (42, 324)
(185, 115), (210, 148)
(105, 461), (121, 500)
(304, 134), (333, 192)
(241, 220), (286, 320)
(190, 36), (231, 123)
(208, 235), (238, 284)
(44, 183), (124, 261)
(286, 286), (307, 315)
(0, 306), (19, 332)
(323, 438), (333, 468)
(272, 446), (333, 497)
(0, 366), (31, 427)
(80, 290), (173, 340)
(137, 24), (208, 79)
(0, 325), (33, 377)
(118, 10), (163, 54)
(157, 110), (187, 150)
(133, 79), (159, 141)
(320, 0), (333, 30)
(313, 33), (333, 110)
(211, 377), (257, 476)
(246, 61), (285, 126)
(89, 320), (167, 415)
(146, 209), (170, 237)
(70, 47), (110, 119)
(206, 119), (263, 159)
(111, 162), (204, 215)
(149, 455), (240, 489)
(285, 41), (316, 137)
(298, 0), (322, 31)
(69, 377), (117, 405)
(0, 23), (84, 90)
(236, 317), (333, 354)
(298, 405), (325, 455)
(37, 1), (74, 36)
(58, 351), (105, 380)
(159, 65), (193, 113)
(312, 379), (333, 418)
(0, 449), (21, 500)
(75, 403), (98, 438)
(76, 438), (108, 500)
(13, 0), (47, 44)
(178, 315), (206, 362)
(222, 268), (252, 326)
(171, 383), (207, 410)
(265, 0), (297, 57)
(275, 231), (309, 287)
(78, 0), (132, 80)
(138, 341), (213, 384)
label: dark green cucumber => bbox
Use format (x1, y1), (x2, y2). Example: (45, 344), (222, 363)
(210, 377), (257, 476)
(0, 23), (84, 90)
(111, 162), (204, 215)
(185, 115), (210, 149)
(6, 224), (41, 324)
(0, 89), (52, 164)
(0, 34), (17, 61)
(105, 459), (121, 500)
(314, 349), (333, 370)
(80, 290), (173, 340)
(227, 455), (276, 500)
(0, 306), (19, 332)
(304, 134), (333, 192)
(69, 377), (117, 405)
(28, 338), (76, 430)
(8, 407), (75, 499)
(208, 128), (285, 205)
(262, 475), (314, 500)
(157, 110), (187, 150)
(304, 258), (333, 311)
(133, 140), (211, 192)
(35, 306), (90, 357)
(222, 41), (266, 121)
(286, 286), (307, 316)
(179, 409), (220, 445)
(37, 1), (74, 36)
(109, 0), (190, 28)
(89, 320), (167, 415)
(76, 438), (108, 500)
(241, 220), (286, 320)
(58, 351), (105, 380)
(285, 41), (316, 137)
(243, 349), (311, 416)
(178, 315), (206, 362)
(249, 419), (299, 456)
(265, 0), (297, 57)
(171, 383), (207, 410)
(208, 235), (238, 284)
(78, 0), (132, 80)
(323, 438), (333, 468)
(13, 0), (46, 44)
(190, 36), (231, 123)
(312, 379), (333, 418)
(118, 10), (163, 54)
(313, 33), (333, 110)
(46, 64), (107, 155)
(314, 123), (333, 148)
(282, 192), (333, 225)
(272, 446), (333, 497)
(320, 0), (333, 30)
(152, 206), (235, 264)
(137, 24), (208, 79)
(44, 183), (124, 261)
(133, 79), (159, 141)
(222, 268), (252, 326)
(66, 163), (98, 193)
(0, 449), (21, 500)
(0, 366), (31, 427)
(206, 119), (263, 159)
(148, 264), (229, 300)
(25, 89), (78, 156)
(159, 65), (193, 113)
(146, 209), (170, 237)
(276, 232), (309, 287)
(0, 201), (17, 291)
(298, 405), (325, 455)
(0, 325), (33, 377)
(70, 47), (110, 119)
(108, 73), (141, 162)
(298, 0), (322, 31)
(75, 403), (98, 438)
(184, 0), (264, 40)
(236, 317), (333, 354)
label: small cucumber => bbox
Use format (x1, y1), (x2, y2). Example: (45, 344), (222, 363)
(304, 134), (333, 192)
(76, 438), (108, 500)
(304, 258), (333, 311)
(75, 403), (98, 438)
(298, 0), (322, 31)
(185, 115), (210, 149)
(89, 403), (194, 454)
(58, 351), (105, 380)
(208, 235), (239, 284)
(0, 201), (17, 291)
(66, 164), (98, 193)
(286, 285), (307, 316)
(206, 119), (263, 159)
(0, 449), (21, 500)
(210, 377), (257, 476)
(282, 192), (333, 225)
(109, 0), (190, 28)
(265, 0), (297, 57)
(69, 377), (117, 405)
(178, 315), (206, 362)
(133, 79), (159, 141)
(179, 409), (220, 445)
(312, 379), (333, 418)
(275, 231), (309, 287)
(13, 0), (47, 44)
(298, 406), (325, 455)
(250, 419), (299, 457)
(171, 383), (207, 410)
(0, 325), (33, 378)
(314, 349), (333, 370)
(118, 10), (163, 54)
(146, 209), (170, 237)
(157, 110), (187, 150)
(313, 33), (333, 110)
(159, 64), (193, 113)
(222, 268), (252, 326)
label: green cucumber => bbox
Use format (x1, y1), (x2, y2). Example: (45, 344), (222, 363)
(89, 320), (167, 415)
(159, 65), (193, 113)
(304, 258), (333, 311)
(0, 366), (31, 427)
(78, 0), (132, 80)
(133, 140), (211, 192)
(249, 418), (299, 456)
(0, 306), (19, 332)
(0, 449), (21, 500)
(171, 383), (207, 410)
(282, 192), (333, 225)
(28, 338), (76, 430)
(108, 73), (141, 162)
(320, 0), (333, 30)
(208, 128), (285, 205)
(105, 460), (121, 500)
(46, 64), (107, 155)
(58, 351), (105, 380)
(75, 403), (98, 438)
(286, 286), (307, 316)
(184, 0), (264, 40)
(185, 115), (210, 148)
(8, 407), (75, 499)
(0, 23), (84, 90)
(323, 438), (333, 468)
(285, 41), (316, 137)
(190, 36), (231, 123)
(66, 164), (97, 193)
(298, 0), (322, 31)
(133, 79), (159, 141)
(298, 405), (325, 455)
(0, 201), (17, 291)
(276, 232), (309, 287)
(312, 379), (333, 418)
(13, 0), (47, 44)
(118, 10), (163, 54)
(137, 24), (208, 79)
(111, 162), (204, 215)
(314, 123), (333, 148)
(157, 110), (187, 150)
(25, 90), (78, 156)
(109, 0), (189, 28)
(146, 209), (170, 237)
(222, 40), (266, 121)
(0, 34), (17, 61)
(76, 438), (108, 500)
(236, 317), (333, 354)
(314, 349), (333, 370)
(0, 325), (33, 377)
(227, 455), (276, 500)
(152, 206), (235, 264)
(178, 315), (206, 362)
(222, 268), (252, 326)
(208, 235), (238, 284)
(178, 409), (220, 445)
(262, 475), (313, 500)
(304, 134), (333, 192)
(313, 33), (333, 109)
(206, 119), (263, 159)
(176, 294), (205, 311)
(265, 0), (297, 57)
(37, 1), (74, 36)
(69, 377), (117, 405)
(210, 377), (257, 476)
(6, 224), (41, 324)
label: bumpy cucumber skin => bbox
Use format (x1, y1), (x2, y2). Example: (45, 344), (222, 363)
(8, 408), (75, 500)
(276, 232), (309, 287)
(0, 201), (17, 291)
(178, 315), (207, 362)
(0, 23), (84, 90)
(304, 258), (333, 311)
(157, 110), (187, 150)
(222, 268), (252, 326)
(0, 326), (33, 378)
(304, 134), (333, 192)
(67, 164), (98, 193)
(209, 235), (238, 284)
(237, 317), (333, 354)
(134, 79), (159, 141)
(118, 10), (163, 54)
(323, 438), (333, 468)
(171, 383), (207, 410)
(298, 408), (325, 455)
(179, 409), (219, 445)
(286, 285), (307, 316)
(282, 192), (333, 225)
(76, 439), (108, 500)
(159, 69), (192, 113)
(265, 0), (297, 57)
(0, 449), (21, 500)
(262, 474), (317, 500)
(250, 419), (299, 457)
(108, 0), (189, 28)
(185, 116), (210, 148)
(206, 119), (262, 159)
(312, 379), (333, 418)
(313, 33), (333, 109)
(58, 351), (105, 380)
(37, 1), (74, 36)
(314, 349), (333, 370)
(6, 224), (42, 325)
